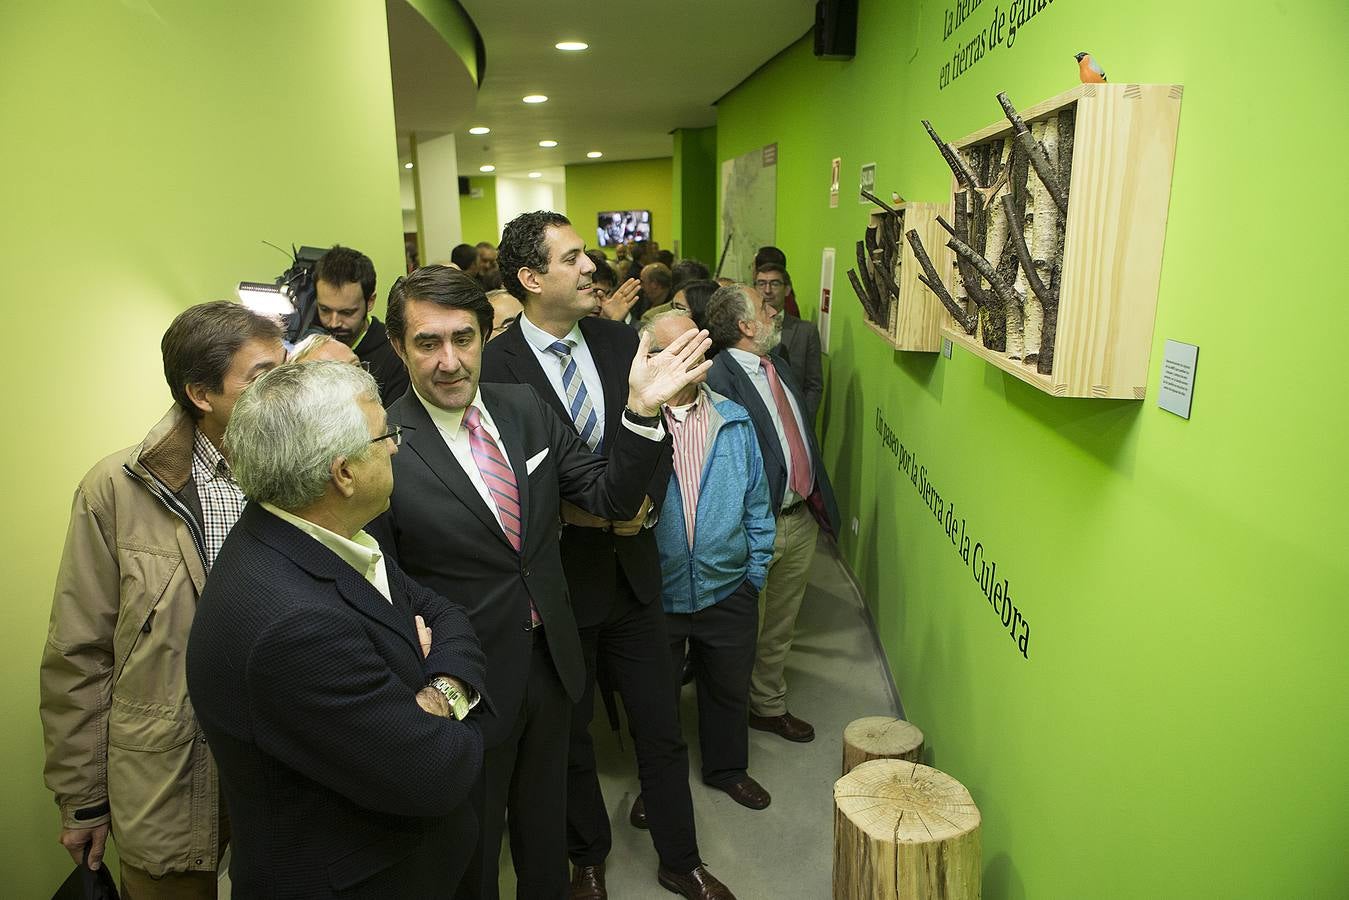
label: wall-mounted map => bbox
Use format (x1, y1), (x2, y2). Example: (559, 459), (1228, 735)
(718, 143), (777, 280)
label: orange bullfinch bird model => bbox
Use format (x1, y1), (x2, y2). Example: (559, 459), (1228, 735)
(1075, 52), (1107, 83)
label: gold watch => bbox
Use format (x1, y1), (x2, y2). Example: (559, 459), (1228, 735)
(429, 676), (469, 721)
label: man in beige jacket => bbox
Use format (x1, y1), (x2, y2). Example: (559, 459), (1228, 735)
(40, 301), (284, 898)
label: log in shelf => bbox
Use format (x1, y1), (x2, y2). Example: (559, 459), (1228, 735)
(848, 200), (953, 352)
(922, 83), (1183, 398)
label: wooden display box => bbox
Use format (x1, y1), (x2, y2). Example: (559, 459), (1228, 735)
(861, 201), (952, 352)
(939, 83), (1183, 398)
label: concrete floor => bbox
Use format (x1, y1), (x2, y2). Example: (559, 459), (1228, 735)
(501, 539), (901, 899)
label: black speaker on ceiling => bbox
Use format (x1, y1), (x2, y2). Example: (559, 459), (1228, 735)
(814, 0), (858, 59)
(458, 176), (471, 195)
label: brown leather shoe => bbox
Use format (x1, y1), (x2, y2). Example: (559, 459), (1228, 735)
(569, 863), (607, 900)
(748, 711), (815, 742)
(713, 775), (771, 810)
(657, 864), (736, 899)
(629, 794), (649, 829)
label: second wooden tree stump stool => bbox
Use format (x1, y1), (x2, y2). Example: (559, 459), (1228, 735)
(833, 759), (981, 899)
(843, 716), (925, 774)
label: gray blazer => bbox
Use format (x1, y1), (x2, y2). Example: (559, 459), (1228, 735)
(777, 315), (823, 427)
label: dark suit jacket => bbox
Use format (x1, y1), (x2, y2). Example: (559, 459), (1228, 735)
(355, 316), (410, 407)
(778, 315), (823, 427)
(480, 317), (673, 627)
(187, 503), (488, 898)
(369, 381), (662, 745)
(705, 351), (840, 539)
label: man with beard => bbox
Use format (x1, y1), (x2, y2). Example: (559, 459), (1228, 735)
(313, 245), (409, 406)
(703, 284), (839, 746)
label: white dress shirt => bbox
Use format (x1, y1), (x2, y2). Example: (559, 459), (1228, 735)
(726, 347), (814, 509)
(415, 386), (515, 533)
(518, 312), (607, 436)
(260, 502), (392, 603)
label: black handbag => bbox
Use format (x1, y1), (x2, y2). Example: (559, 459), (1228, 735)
(51, 845), (119, 900)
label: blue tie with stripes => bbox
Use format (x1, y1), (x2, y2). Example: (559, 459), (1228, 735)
(546, 339), (602, 452)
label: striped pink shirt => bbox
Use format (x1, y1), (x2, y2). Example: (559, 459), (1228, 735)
(663, 389), (712, 550)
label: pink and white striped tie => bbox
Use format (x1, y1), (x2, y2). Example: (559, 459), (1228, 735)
(464, 406), (540, 628)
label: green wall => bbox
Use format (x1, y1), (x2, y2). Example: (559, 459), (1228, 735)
(717, 5), (1347, 898)
(673, 126), (718, 266)
(458, 175), (501, 245)
(565, 157), (673, 255)
(0, 2), (405, 892)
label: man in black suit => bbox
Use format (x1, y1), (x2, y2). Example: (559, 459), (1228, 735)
(314, 244), (410, 405)
(368, 265), (717, 899)
(704, 283), (840, 745)
(187, 360), (489, 897)
(753, 264), (823, 429)
(484, 212), (735, 900)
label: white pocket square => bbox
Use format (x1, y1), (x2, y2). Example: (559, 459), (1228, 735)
(525, 448), (549, 474)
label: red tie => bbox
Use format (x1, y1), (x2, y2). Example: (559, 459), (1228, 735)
(463, 406), (523, 552)
(464, 406), (540, 628)
(761, 357), (813, 499)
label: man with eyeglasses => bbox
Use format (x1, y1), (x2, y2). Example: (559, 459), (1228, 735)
(187, 360), (489, 896)
(753, 263), (823, 428)
(588, 250), (644, 326)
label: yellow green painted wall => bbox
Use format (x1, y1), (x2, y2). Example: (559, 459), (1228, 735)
(458, 175), (500, 245)
(0, 1), (405, 891)
(717, 4), (1347, 897)
(565, 158), (673, 256)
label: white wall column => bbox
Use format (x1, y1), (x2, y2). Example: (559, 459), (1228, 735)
(414, 132), (463, 263)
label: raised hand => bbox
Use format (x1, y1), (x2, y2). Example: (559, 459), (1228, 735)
(599, 277), (642, 321)
(626, 326), (713, 416)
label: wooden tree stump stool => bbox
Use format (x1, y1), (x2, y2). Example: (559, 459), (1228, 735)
(833, 759), (981, 899)
(843, 716), (925, 774)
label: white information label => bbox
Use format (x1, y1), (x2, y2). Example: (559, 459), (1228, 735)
(942, 338), (953, 358)
(1157, 340), (1199, 419)
(818, 247), (836, 354)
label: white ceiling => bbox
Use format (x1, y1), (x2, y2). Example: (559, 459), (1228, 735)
(395, 1), (816, 173)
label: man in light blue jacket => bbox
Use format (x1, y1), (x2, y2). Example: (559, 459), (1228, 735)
(642, 311), (776, 814)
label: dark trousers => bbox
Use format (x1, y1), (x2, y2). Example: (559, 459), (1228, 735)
(458, 632), (570, 900)
(566, 572), (701, 873)
(666, 579), (760, 787)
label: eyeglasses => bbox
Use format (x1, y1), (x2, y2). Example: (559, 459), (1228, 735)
(753, 279), (785, 290)
(370, 424), (403, 447)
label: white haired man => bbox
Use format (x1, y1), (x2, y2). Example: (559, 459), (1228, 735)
(186, 361), (489, 896)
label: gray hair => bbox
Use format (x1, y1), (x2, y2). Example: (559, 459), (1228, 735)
(637, 308), (694, 338)
(225, 361), (381, 510)
(287, 332), (335, 363)
(704, 282), (757, 348)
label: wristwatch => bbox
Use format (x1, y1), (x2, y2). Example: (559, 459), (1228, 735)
(429, 676), (470, 721)
(623, 407), (661, 427)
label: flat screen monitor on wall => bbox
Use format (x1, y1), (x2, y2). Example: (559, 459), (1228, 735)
(597, 210), (651, 247)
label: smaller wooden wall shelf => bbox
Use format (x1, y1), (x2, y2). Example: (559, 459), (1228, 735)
(938, 83), (1183, 398)
(859, 201), (952, 352)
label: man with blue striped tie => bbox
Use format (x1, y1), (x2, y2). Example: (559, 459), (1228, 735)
(484, 212), (736, 900)
(369, 265), (714, 900)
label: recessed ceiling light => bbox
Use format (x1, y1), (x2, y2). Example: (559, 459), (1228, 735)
(555, 41), (588, 51)
(528, 171), (542, 178)
(479, 165), (496, 173)
(522, 94), (548, 104)
(586, 151), (603, 159)
(404, 162), (414, 169)
(468, 126), (491, 135)
(538, 140), (558, 148)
